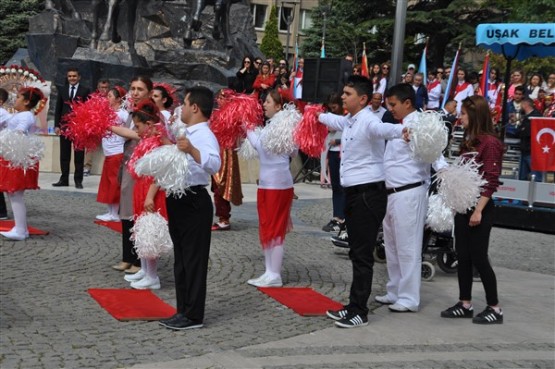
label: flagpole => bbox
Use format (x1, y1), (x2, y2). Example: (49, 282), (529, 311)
(441, 43), (461, 109)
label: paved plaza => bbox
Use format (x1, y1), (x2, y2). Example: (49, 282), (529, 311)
(0, 173), (554, 369)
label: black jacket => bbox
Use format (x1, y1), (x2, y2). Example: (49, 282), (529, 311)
(517, 109), (542, 155)
(54, 84), (91, 128)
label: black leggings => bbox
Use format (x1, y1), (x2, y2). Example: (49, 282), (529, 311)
(454, 201), (498, 306)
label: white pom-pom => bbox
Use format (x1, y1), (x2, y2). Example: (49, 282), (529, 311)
(426, 194), (454, 232)
(237, 129), (260, 160)
(0, 130), (45, 169)
(436, 155), (487, 213)
(131, 212), (173, 259)
(406, 111), (448, 163)
(261, 103), (301, 155)
(134, 144), (191, 197)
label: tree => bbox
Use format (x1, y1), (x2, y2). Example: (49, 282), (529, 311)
(0, 0), (42, 64)
(259, 5), (283, 61)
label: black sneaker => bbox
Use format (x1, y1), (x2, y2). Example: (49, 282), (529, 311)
(331, 228), (349, 248)
(335, 313), (368, 328)
(322, 219), (341, 232)
(472, 306), (503, 325)
(159, 314), (203, 330)
(440, 302), (474, 318)
(326, 308), (349, 321)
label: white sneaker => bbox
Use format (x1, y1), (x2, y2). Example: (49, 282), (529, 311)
(131, 276), (161, 290)
(124, 268), (145, 282)
(0, 229), (29, 241)
(96, 213), (112, 221)
(247, 274), (267, 286)
(250, 275), (283, 288)
(375, 295), (395, 305)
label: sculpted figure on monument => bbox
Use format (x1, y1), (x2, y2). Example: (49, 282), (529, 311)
(183, 0), (236, 48)
(45, 0), (80, 19)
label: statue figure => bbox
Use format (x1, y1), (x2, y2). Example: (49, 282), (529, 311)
(45, 0), (80, 19)
(184, 0), (235, 48)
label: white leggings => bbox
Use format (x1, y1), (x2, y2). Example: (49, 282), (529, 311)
(7, 191), (27, 235)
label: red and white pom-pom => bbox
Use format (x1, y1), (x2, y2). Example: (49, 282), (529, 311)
(210, 93), (263, 149)
(237, 131), (260, 160)
(62, 93), (118, 151)
(262, 103), (301, 155)
(127, 135), (162, 179)
(293, 104), (327, 158)
(436, 155), (487, 213)
(406, 111), (448, 163)
(131, 212), (173, 259)
(0, 130), (45, 169)
(426, 194), (454, 232)
(134, 144), (191, 197)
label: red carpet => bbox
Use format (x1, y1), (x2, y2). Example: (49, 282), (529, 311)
(94, 220), (122, 233)
(88, 288), (176, 321)
(257, 287), (343, 316)
(0, 220), (49, 235)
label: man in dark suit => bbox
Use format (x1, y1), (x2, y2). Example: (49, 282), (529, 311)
(53, 68), (91, 189)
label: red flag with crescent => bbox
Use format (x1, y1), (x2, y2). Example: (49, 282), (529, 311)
(531, 117), (555, 171)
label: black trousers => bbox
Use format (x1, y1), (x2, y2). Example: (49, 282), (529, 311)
(328, 151), (345, 219)
(344, 183), (387, 316)
(121, 219), (140, 266)
(0, 192), (6, 216)
(166, 188), (213, 323)
(59, 135), (84, 183)
(454, 201), (498, 306)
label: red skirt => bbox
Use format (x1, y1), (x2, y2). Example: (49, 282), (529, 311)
(133, 177), (168, 219)
(97, 154), (123, 204)
(257, 188), (294, 249)
(0, 157), (40, 192)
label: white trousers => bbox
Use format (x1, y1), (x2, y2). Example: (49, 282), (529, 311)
(382, 185), (428, 311)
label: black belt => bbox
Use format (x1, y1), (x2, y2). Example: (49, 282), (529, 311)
(188, 185), (207, 192)
(344, 181), (385, 195)
(386, 181), (426, 195)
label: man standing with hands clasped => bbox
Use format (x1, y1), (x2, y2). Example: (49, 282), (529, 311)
(52, 67), (90, 189)
(159, 86), (221, 331)
(317, 75), (406, 328)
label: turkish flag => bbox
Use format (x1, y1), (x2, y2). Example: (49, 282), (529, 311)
(531, 117), (555, 171)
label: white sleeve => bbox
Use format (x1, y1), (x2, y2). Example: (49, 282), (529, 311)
(319, 113), (346, 132)
(367, 121), (404, 140)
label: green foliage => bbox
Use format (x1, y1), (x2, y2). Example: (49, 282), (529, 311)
(259, 5), (284, 61)
(0, 0), (42, 64)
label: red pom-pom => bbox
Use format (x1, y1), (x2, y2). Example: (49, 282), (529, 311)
(293, 104), (327, 157)
(210, 93), (264, 149)
(62, 93), (118, 151)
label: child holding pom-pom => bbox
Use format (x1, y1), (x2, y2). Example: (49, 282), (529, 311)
(440, 95), (505, 324)
(0, 87), (44, 241)
(96, 86), (128, 222)
(110, 100), (169, 290)
(245, 89), (298, 288)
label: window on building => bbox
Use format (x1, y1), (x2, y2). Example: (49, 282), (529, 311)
(300, 9), (312, 31)
(251, 4), (267, 29)
(278, 6), (293, 32)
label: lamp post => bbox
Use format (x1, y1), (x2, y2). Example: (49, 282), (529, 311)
(280, 1), (297, 62)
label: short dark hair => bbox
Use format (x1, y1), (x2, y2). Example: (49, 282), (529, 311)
(515, 85), (526, 94)
(345, 75), (373, 102)
(0, 88), (8, 103)
(67, 67), (80, 75)
(385, 83), (416, 107)
(521, 97), (535, 107)
(185, 86), (214, 119)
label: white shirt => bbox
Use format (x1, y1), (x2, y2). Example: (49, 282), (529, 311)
(247, 128), (295, 189)
(6, 111), (35, 133)
(184, 122), (221, 187)
(0, 107), (12, 129)
(370, 105), (387, 120)
(454, 82), (474, 116)
(383, 111), (447, 188)
(427, 81), (442, 109)
(102, 108), (128, 156)
(319, 107), (404, 187)
(69, 83), (79, 98)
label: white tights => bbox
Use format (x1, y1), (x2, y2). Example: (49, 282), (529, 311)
(263, 244), (284, 279)
(140, 257), (158, 280)
(108, 203), (119, 217)
(7, 191), (27, 235)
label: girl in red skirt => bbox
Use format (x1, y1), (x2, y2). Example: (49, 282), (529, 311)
(96, 86), (128, 222)
(245, 89), (296, 287)
(111, 100), (168, 290)
(0, 87), (44, 241)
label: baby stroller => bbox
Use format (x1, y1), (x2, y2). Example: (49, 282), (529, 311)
(332, 225), (457, 281)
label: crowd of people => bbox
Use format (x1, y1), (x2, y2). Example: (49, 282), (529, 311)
(2, 52), (552, 331)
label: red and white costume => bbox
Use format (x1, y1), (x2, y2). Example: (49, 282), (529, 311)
(427, 79), (442, 110)
(453, 82), (474, 116)
(97, 108), (128, 205)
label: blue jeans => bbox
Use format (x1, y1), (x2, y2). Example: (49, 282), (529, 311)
(519, 154), (543, 181)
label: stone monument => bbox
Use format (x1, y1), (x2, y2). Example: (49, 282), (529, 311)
(26, 0), (263, 92)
